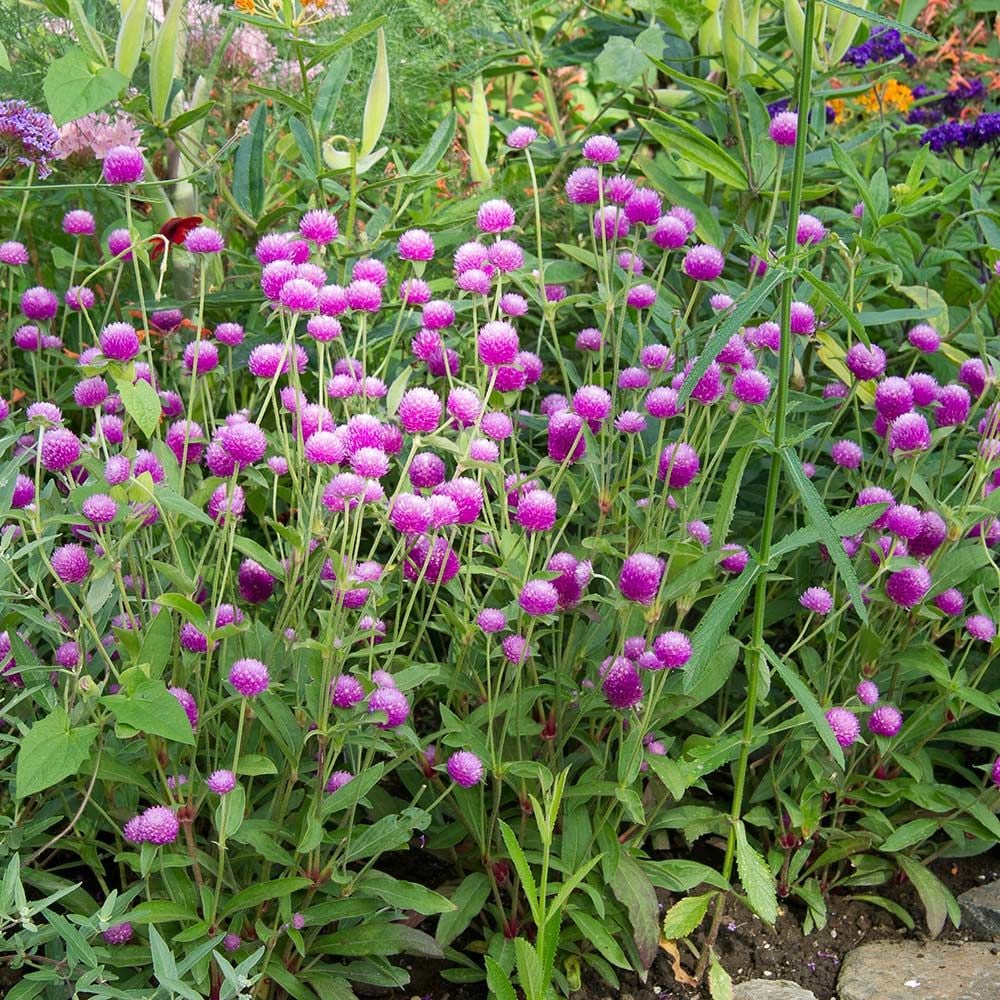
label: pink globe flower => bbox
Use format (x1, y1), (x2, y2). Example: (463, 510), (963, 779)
(447, 750), (484, 787)
(800, 586), (833, 614)
(228, 658), (270, 697)
(602, 657), (643, 709)
(826, 707), (860, 748)
(506, 126), (537, 149)
(63, 209), (96, 236)
(682, 244), (724, 281)
(102, 145), (145, 184)
(397, 228), (435, 261)
(657, 442), (699, 488)
(856, 680), (879, 705)
(582, 134), (620, 163)
(184, 226), (224, 254)
(618, 553), (663, 605)
(299, 209), (338, 245)
(769, 111), (798, 146)
(140, 805), (179, 845)
(51, 543), (90, 583)
(206, 769), (237, 795)
(477, 199), (516, 233)
(652, 631), (692, 668)
(367, 686), (410, 729)
(867, 705), (903, 737)
(885, 566), (931, 609)
(519, 579), (559, 616)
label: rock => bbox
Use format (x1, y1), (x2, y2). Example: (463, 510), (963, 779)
(838, 941), (1000, 1000)
(957, 879), (1000, 939)
(733, 981), (818, 1000)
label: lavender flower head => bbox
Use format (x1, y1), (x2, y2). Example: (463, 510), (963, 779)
(0, 100), (60, 177)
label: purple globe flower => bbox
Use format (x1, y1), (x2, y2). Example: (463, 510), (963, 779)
(651, 215), (688, 249)
(477, 608), (507, 634)
(907, 323), (940, 353)
(0, 241), (29, 265)
(476, 199), (516, 234)
(844, 343), (887, 381)
(565, 166), (601, 204)
(397, 228), (435, 261)
(800, 586), (833, 614)
(619, 553), (663, 605)
(769, 111), (798, 146)
(184, 226), (225, 254)
(506, 126), (537, 149)
(326, 771), (354, 793)
(934, 588), (965, 615)
(652, 631), (692, 668)
(831, 439), (863, 469)
(228, 658), (270, 697)
(63, 209), (96, 236)
(107, 228), (133, 260)
(300, 209), (339, 245)
(826, 707), (860, 748)
(367, 685), (410, 729)
(966, 615), (997, 642)
(40, 428), (82, 472)
(885, 566), (931, 609)
(720, 544), (749, 574)
(141, 805), (179, 845)
(888, 412), (931, 453)
(519, 579), (559, 616)
(732, 368), (772, 405)
(102, 145), (145, 184)
(20, 286), (58, 321)
(658, 442), (700, 487)
(796, 213), (827, 245)
(682, 244), (724, 281)
(447, 750), (484, 787)
(993, 757), (1000, 788)
(582, 134), (620, 163)
(867, 705), (903, 738)
(99, 322), (140, 362)
(602, 657), (643, 709)
(331, 674), (365, 708)
(206, 769), (237, 795)
(856, 680), (879, 705)
(51, 544), (90, 584)
(516, 489), (557, 532)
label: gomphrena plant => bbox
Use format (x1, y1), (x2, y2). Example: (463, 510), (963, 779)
(0, 0), (999, 996)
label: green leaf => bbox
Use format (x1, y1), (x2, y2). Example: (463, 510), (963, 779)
(0, 40), (10, 72)
(820, 0), (934, 41)
(117, 377), (162, 438)
(15, 708), (97, 798)
(43, 47), (128, 127)
(136, 609), (174, 676)
(643, 117), (748, 190)
(313, 52), (352, 134)
(500, 819), (540, 925)
(610, 855), (659, 970)
(642, 859), (730, 893)
(485, 956), (518, 1000)
(233, 102), (267, 219)
(848, 894), (915, 930)
(800, 271), (870, 346)
(762, 643), (845, 769)
(289, 115), (317, 174)
(771, 502), (888, 559)
(358, 872), (455, 915)
(569, 910), (630, 969)
(895, 854), (958, 937)
(879, 819), (939, 854)
(661, 892), (714, 939)
(221, 877), (312, 918)
(682, 572), (759, 695)
(410, 108), (457, 176)
(101, 677), (195, 744)
(149, 0), (184, 123)
(651, 0), (710, 37)
(436, 873), (491, 947)
(247, 85), (310, 117)
(127, 900), (200, 924)
(302, 15), (387, 70)
(781, 447), (867, 620)
(734, 822), (777, 925)
(215, 784), (246, 840)
(709, 950), (734, 1000)
(231, 534), (285, 581)
(596, 36), (651, 87)
(894, 284), (949, 335)
(167, 101), (216, 137)
(639, 155), (723, 245)
(0, 454), (22, 517)
(319, 921), (444, 958)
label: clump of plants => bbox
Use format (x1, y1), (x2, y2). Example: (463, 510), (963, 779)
(1, 0), (998, 997)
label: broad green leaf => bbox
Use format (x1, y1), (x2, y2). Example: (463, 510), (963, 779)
(569, 910), (630, 969)
(221, 877), (312, 918)
(849, 894), (915, 930)
(610, 855), (659, 969)
(233, 102), (267, 219)
(16, 708), (97, 798)
(149, 0), (185, 123)
(643, 117), (748, 190)
(302, 15), (386, 70)
(661, 892), (714, 939)
(247, 85), (310, 117)
(101, 678), (195, 744)
(596, 36), (651, 87)
(800, 271), (870, 346)
(358, 872), (455, 915)
(360, 28), (389, 157)
(734, 822), (778, 924)
(895, 854), (958, 937)
(781, 447), (867, 619)
(318, 921), (444, 958)
(43, 47), (128, 126)
(0, 40), (9, 72)
(709, 950), (734, 1000)
(879, 819), (939, 854)
(771, 502), (887, 559)
(117, 377), (162, 438)
(762, 643), (845, 769)
(215, 783), (246, 840)
(651, 0), (710, 37)
(136, 608), (174, 676)
(128, 900), (200, 924)
(642, 860), (730, 894)
(466, 75), (490, 187)
(436, 873), (491, 946)
(410, 108), (457, 176)
(894, 284), (949, 335)
(167, 101), (216, 136)
(640, 155), (723, 245)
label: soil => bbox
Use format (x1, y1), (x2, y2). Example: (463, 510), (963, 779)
(384, 850), (1000, 1000)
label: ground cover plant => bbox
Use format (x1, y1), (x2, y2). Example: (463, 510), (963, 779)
(0, 0), (998, 997)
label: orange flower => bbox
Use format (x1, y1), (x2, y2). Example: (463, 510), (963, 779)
(234, 0), (255, 12)
(856, 79), (914, 115)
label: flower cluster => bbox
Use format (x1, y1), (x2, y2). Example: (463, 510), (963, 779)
(0, 100), (60, 178)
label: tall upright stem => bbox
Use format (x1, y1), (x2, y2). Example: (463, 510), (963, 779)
(720, 0), (817, 886)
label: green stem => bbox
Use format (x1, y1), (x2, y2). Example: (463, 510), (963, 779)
(720, 0), (817, 888)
